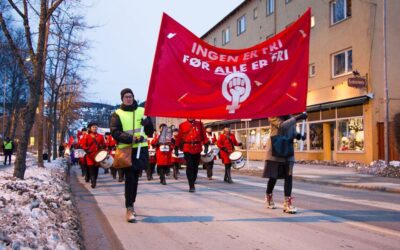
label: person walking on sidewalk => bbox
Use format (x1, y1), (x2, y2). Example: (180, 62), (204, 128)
(81, 122), (105, 189)
(217, 126), (242, 184)
(2, 137), (14, 165)
(175, 118), (208, 193)
(263, 113), (307, 214)
(110, 88), (154, 223)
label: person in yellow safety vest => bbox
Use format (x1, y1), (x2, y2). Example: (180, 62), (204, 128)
(110, 88), (154, 223)
(2, 137), (14, 165)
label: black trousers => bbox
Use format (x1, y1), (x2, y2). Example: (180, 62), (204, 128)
(88, 166), (99, 184)
(3, 150), (12, 164)
(267, 175), (293, 197)
(124, 167), (140, 208)
(184, 153), (200, 188)
(204, 160), (214, 178)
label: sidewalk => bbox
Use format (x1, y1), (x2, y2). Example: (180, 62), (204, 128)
(216, 160), (400, 193)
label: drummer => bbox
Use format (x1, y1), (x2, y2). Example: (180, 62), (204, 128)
(147, 133), (156, 181)
(203, 126), (217, 180)
(78, 128), (88, 180)
(81, 122), (105, 188)
(151, 124), (173, 185)
(217, 125), (242, 184)
(170, 128), (182, 180)
(105, 132), (118, 180)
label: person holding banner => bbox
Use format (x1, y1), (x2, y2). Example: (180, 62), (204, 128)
(263, 113), (307, 214)
(110, 88), (154, 223)
(81, 122), (105, 189)
(217, 126), (242, 184)
(175, 119), (208, 193)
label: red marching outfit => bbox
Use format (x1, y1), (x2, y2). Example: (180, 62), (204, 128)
(81, 132), (105, 187)
(175, 119), (208, 192)
(151, 133), (173, 185)
(105, 134), (118, 179)
(217, 132), (240, 183)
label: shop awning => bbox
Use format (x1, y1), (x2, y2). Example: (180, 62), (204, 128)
(307, 95), (370, 112)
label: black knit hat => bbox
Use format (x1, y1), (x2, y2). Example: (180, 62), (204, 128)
(120, 88), (134, 101)
(87, 121), (98, 129)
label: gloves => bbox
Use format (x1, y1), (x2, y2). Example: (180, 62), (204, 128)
(295, 133), (302, 140)
(302, 133), (307, 141)
(174, 147), (179, 157)
(203, 144), (209, 154)
(296, 133), (307, 141)
(134, 136), (144, 143)
(238, 142), (243, 147)
(141, 118), (149, 126)
(294, 112), (308, 121)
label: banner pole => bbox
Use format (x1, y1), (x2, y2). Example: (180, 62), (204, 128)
(300, 115), (306, 151)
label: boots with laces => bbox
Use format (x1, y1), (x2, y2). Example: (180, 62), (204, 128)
(265, 193), (276, 209)
(283, 196), (297, 214)
(126, 206), (136, 223)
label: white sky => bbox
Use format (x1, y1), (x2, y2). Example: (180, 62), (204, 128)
(84, 0), (244, 105)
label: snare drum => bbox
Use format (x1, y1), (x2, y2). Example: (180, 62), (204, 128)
(160, 145), (170, 152)
(229, 151), (245, 169)
(94, 150), (114, 169)
(74, 149), (86, 158)
(200, 146), (214, 163)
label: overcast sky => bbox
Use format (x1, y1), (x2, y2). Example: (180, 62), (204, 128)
(84, 0), (244, 105)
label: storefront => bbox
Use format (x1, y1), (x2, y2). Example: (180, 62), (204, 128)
(206, 96), (369, 163)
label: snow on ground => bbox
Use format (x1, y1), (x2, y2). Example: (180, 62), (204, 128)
(0, 154), (81, 250)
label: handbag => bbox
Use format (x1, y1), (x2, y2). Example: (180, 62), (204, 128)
(271, 135), (294, 158)
(113, 146), (132, 168)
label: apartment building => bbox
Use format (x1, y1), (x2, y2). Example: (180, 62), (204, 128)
(194, 0), (399, 163)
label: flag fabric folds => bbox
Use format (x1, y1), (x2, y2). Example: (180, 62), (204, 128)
(145, 9), (311, 119)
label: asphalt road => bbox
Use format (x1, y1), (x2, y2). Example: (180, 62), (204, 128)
(73, 166), (400, 250)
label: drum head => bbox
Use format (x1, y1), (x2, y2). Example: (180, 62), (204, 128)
(229, 151), (242, 161)
(201, 146), (212, 156)
(95, 150), (108, 162)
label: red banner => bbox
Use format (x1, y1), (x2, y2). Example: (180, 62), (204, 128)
(145, 9), (311, 119)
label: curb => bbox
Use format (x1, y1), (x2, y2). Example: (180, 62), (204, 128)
(293, 176), (400, 194)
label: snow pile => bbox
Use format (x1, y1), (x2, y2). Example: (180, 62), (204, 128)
(0, 156), (81, 249)
(356, 160), (400, 178)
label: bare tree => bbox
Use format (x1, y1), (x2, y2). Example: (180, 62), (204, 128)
(0, 0), (66, 179)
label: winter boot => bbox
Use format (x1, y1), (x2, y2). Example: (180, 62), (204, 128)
(224, 167), (228, 182)
(126, 207), (136, 223)
(265, 194), (276, 209)
(173, 166), (178, 180)
(227, 167), (233, 184)
(283, 197), (297, 214)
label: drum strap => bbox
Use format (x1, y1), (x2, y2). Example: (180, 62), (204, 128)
(226, 135), (235, 150)
(89, 134), (103, 151)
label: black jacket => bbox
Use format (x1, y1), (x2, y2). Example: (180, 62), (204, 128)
(110, 101), (155, 145)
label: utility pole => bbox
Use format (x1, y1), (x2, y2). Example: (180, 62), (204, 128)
(383, 0), (389, 164)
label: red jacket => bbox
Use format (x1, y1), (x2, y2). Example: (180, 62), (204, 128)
(81, 132), (106, 166)
(175, 120), (208, 154)
(105, 135), (117, 156)
(217, 133), (239, 164)
(78, 134), (87, 165)
(151, 134), (173, 167)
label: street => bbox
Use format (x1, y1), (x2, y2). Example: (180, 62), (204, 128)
(73, 166), (400, 250)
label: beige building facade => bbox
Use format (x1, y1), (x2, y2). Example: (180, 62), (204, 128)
(157, 0), (400, 163)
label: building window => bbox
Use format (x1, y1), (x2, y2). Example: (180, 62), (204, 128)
(253, 7), (258, 19)
(338, 117), (364, 151)
(330, 0), (351, 25)
(213, 37), (217, 46)
(222, 27), (230, 45)
(237, 15), (246, 36)
(309, 63), (316, 77)
(309, 123), (324, 150)
(260, 127), (271, 150)
(332, 49), (352, 77)
(311, 15), (315, 28)
(249, 128), (260, 150)
(285, 0), (293, 4)
(266, 0), (275, 16)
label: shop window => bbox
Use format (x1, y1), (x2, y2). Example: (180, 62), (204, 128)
(294, 123), (308, 151)
(249, 119), (260, 128)
(260, 127), (271, 150)
(249, 128), (261, 150)
(307, 111), (320, 121)
(332, 49), (352, 77)
(260, 119), (270, 126)
(330, 0), (351, 25)
(237, 15), (246, 36)
(337, 105), (363, 118)
(309, 123), (324, 150)
(338, 117), (364, 151)
(237, 130), (247, 149)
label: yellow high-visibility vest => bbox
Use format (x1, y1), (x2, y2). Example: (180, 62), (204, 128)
(115, 107), (147, 149)
(4, 141), (12, 150)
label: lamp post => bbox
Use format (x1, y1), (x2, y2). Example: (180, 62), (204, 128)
(241, 119), (251, 168)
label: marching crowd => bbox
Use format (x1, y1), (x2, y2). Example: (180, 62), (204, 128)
(2, 87), (308, 223)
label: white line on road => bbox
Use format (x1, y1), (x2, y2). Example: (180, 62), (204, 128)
(198, 173), (400, 239)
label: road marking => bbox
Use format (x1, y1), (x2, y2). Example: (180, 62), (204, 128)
(198, 173), (400, 212)
(198, 174), (400, 239)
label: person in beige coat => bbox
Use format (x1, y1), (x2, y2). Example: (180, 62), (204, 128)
(263, 113), (307, 213)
